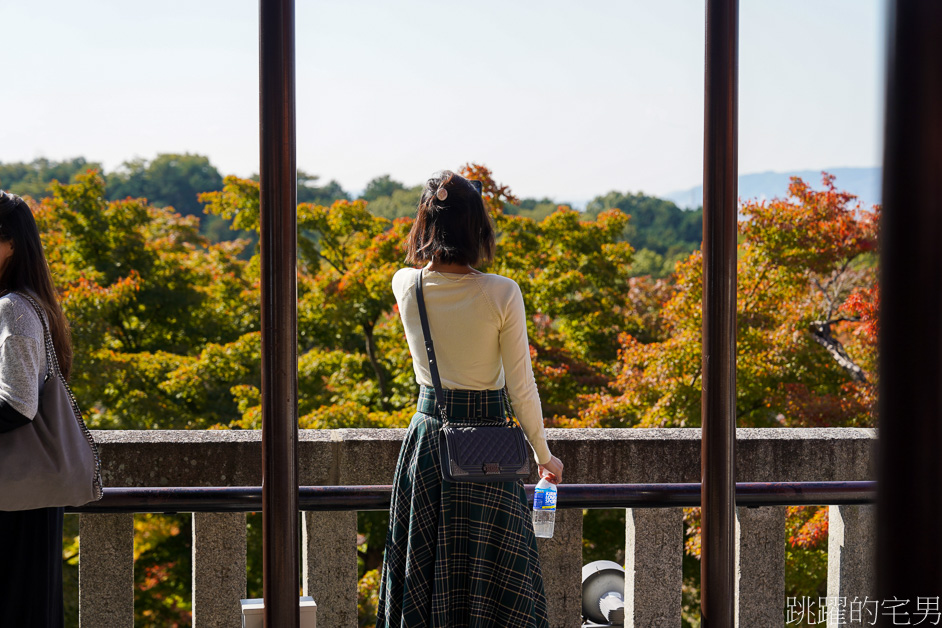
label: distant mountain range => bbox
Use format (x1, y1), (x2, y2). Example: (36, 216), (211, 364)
(663, 166), (881, 210)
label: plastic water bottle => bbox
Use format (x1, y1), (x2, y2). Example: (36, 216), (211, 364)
(532, 473), (557, 538)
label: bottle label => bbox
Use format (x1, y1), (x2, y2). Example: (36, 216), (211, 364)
(534, 487), (557, 511)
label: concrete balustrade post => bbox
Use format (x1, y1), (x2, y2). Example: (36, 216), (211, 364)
(79, 513), (134, 628)
(192, 512), (246, 627)
(827, 505), (875, 627)
(536, 507), (583, 628)
(735, 506), (785, 627)
(302, 510), (358, 627)
(624, 507), (683, 627)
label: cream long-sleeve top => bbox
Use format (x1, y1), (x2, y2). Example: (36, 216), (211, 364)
(392, 267), (552, 464)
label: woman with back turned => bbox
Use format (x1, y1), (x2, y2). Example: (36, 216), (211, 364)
(377, 171), (563, 627)
(0, 191), (73, 627)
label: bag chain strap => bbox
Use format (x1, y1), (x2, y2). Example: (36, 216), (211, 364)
(18, 292), (103, 500)
(414, 270), (513, 427)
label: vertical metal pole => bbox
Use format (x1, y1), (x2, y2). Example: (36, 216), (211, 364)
(701, 0), (738, 625)
(259, 0), (299, 626)
(877, 0), (942, 613)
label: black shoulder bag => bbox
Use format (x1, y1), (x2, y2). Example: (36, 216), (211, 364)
(415, 270), (531, 483)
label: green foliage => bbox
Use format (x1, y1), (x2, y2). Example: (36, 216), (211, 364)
(38, 171), (257, 429)
(629, 247), (692, 278)
(784, 506), (829, 626)
(200, 212), (256, 254)
(134, 514), (192, 627)
(601, 176), (878, 622)
(0, 157), (101, 199)
(246, 513), (263, 598)
(362, 174), (406, 201)
(33, 168), (413, 438)
(358, 510), (390, 626)
(585, 190), (703, 259)
(358, 569), (381, 627)
(487, 205), (635, 379)
(201, 176), (417, 421)
(298, 170), (349, 205)
(63, 515), (80, 626)
(199, 175), (261, 233)
(107, 153), (223, 217)
(364, 185), (422, 220)
(506, 197), (560, 222)
(43, 164), (642, 623)
(582, 509), (625, 565)
(681, 550), (702, 628)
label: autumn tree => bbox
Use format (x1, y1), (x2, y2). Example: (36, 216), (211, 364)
(199, 175), (415, 426)
(194, 165), (639, 427)
(458, 163), (635, 419)
(579, 173), (878, 429)
(35, 171), (259, 430)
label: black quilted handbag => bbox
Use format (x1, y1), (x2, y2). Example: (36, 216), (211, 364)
(415, 271), (531, 483)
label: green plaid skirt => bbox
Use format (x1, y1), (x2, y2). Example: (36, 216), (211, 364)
(376, 388), (550, 628)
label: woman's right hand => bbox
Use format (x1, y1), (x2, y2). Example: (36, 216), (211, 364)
(538, 455), (564, 484)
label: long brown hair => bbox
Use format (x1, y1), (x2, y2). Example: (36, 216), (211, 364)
(0, 191), (72, 379)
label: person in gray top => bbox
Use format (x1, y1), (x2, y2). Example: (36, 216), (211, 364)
(0, 191), (74, 628)
(0, 293), (47, 428)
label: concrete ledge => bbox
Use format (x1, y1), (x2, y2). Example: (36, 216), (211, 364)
(92, 428), (877, 487)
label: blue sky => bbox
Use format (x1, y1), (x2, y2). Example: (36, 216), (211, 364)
(0, 0), (885, 203)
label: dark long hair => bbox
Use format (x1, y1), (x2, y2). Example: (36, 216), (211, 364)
(404, 171), (495, 266)
(0, 192), (72, 379)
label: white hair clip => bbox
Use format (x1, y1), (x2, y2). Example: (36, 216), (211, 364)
(436, 187), (448, 201)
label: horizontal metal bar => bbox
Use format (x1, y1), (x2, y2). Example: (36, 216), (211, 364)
(64, 481), (875, 514)
(559, 481), (876, 509)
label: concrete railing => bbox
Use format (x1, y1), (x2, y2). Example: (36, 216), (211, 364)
(75, 427), (876, 627)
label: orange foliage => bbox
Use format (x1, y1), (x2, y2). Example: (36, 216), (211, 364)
(459, 163), (519, 213)
(787, 506), (829, 549)
(582, 173), (879, 429)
